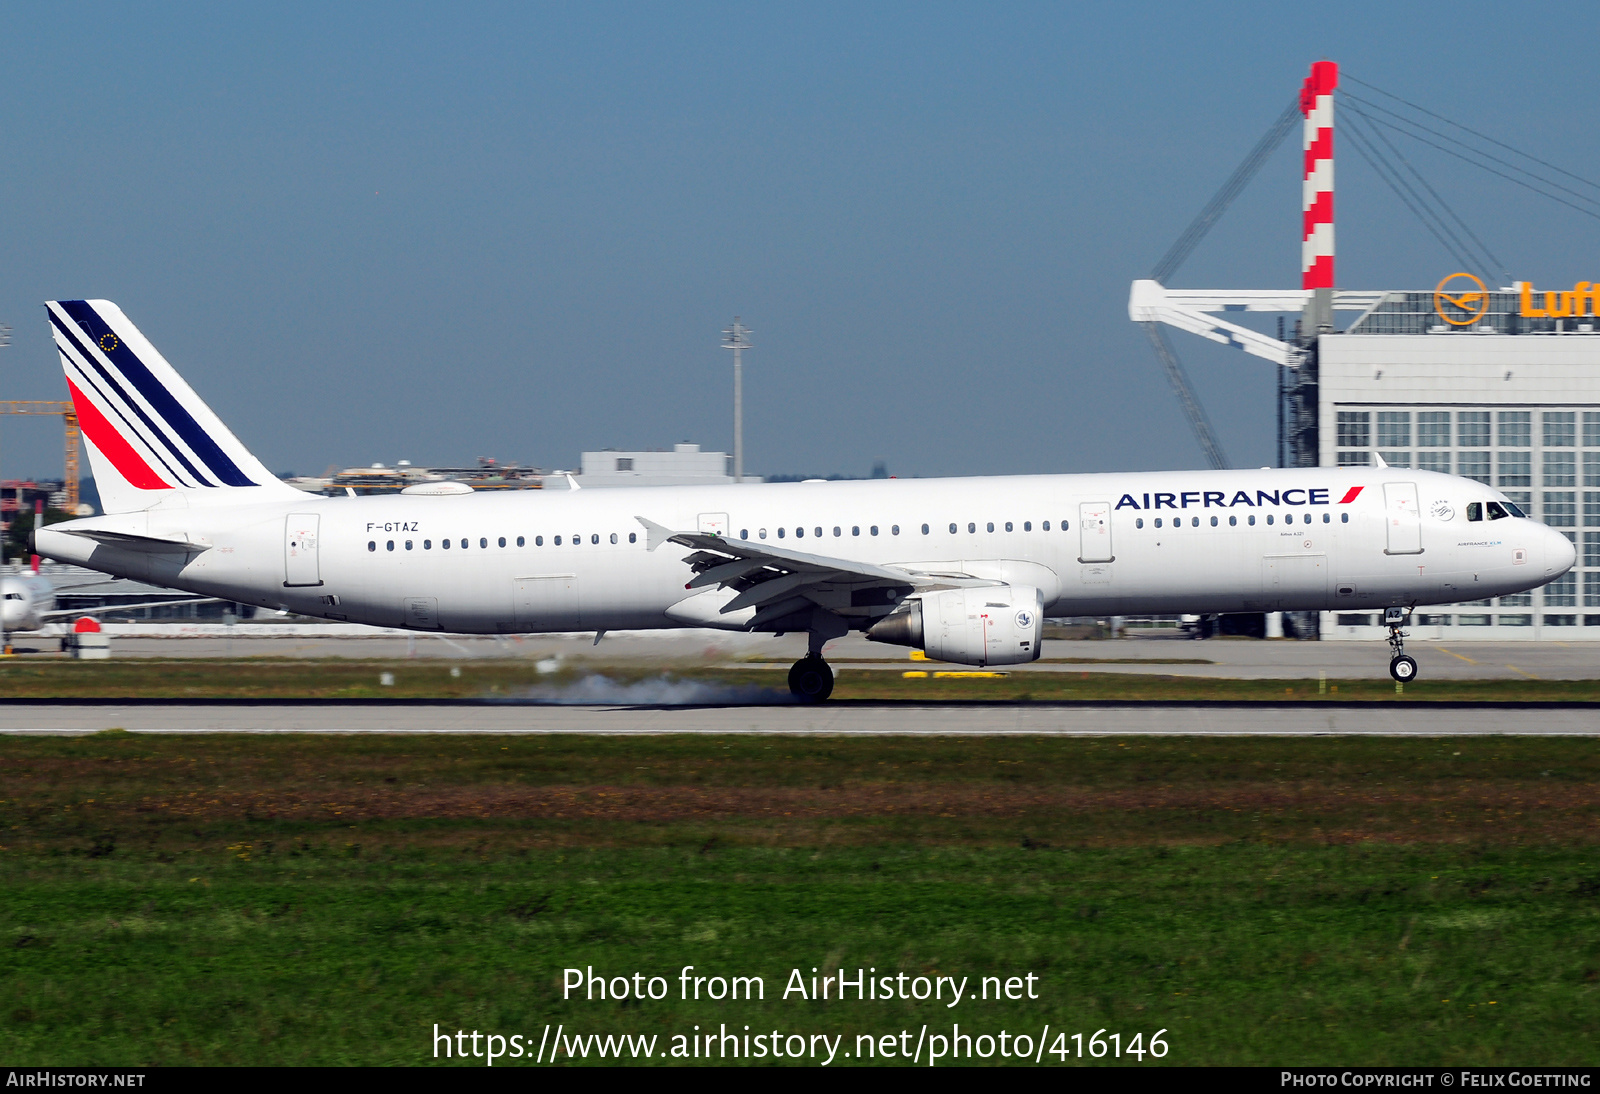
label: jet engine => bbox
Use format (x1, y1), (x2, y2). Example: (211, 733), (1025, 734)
(866, 585), (1043, 666)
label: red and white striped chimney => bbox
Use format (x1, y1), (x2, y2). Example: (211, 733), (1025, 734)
(1299, 60), (1338, 291)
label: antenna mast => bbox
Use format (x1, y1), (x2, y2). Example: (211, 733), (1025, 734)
(721, 317), (752, 483)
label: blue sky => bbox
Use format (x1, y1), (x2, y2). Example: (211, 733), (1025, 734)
(2, 2), (1597, 480)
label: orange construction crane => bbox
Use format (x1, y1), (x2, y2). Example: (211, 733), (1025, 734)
(0, 401), (80, 512)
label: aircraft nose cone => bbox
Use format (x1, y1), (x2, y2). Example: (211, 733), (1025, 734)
(1546, 524), (1577, 578)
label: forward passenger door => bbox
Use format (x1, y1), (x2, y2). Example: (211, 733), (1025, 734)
(1383, 483), (1423, 555)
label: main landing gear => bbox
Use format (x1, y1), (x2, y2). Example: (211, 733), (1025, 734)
(789, 610), (847, 702)
(1385, 606), (1418, 683)
(788, 655), (834, 702)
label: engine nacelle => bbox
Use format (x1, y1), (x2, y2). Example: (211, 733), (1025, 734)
(867, 585), (1043, 666)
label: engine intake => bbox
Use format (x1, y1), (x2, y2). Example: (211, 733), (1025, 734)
(867, 585), (1043, 666)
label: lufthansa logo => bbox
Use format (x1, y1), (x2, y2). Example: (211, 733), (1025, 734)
(1434, 272), (1489, 327)
(98, 332), (120, 352)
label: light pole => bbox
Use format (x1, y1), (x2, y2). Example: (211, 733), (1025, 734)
(721, 318), (752, 483)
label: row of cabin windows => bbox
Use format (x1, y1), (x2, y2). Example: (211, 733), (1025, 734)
(1132, 512), (1349, 529)
(368, 532), (641, 552)
(738, 521), (1070, 540)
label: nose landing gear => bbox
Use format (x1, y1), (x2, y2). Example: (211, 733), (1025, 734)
(1385, 606), (1418, 682)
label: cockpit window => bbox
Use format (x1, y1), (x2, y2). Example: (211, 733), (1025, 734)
(1501, 499), (1525, 518)
(1466, 502), (1482, 522)
(1486, 501), (1509, 520)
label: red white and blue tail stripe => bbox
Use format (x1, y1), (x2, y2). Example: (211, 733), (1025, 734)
(47, 300), (296, 513)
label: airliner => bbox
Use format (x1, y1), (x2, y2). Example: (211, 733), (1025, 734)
(31, 300), (1575, 699)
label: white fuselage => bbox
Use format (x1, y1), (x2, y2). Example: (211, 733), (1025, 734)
(0, 571), (55, 633)
(35, 467), (1574, 638)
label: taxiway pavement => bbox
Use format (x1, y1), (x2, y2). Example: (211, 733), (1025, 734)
(0, 701), (1586, 735)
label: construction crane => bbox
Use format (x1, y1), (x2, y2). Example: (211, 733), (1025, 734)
(0, 401), (80, 512)
(1141, 96), (1302, 470)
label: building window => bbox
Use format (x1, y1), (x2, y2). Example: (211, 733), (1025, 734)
(1336, 411), (1370, 448)
(616, 457), (634, 471)
(1585, 531), (1600, 567)
(1498, 411), (1531, 448)
(1380, 452), (1411, 468)
(1545, 491), (1576, 527)
(1585, 452), (1600, 487)
(1417, 451), (1450, 474)
(1377, 411), (1411, 448)
(1546, 573), (1577, 606)
(1497, 452), (1531, 488)
(1545, 411), (1576, 448)
(1545, 451), (1577, 487)
(1586, 573), (1600, 606)
(1500, 592), (1533, 607)
(1457, 411), (1490, 448)
(1337, 452), (1372, 467)
(1500, 614), (1534, 626)
(1459, 452), (1491, 483)
(1417, 411), (1450, 447)
(1585, 412), (1600, 447)
(1504, 491), (1532, 514)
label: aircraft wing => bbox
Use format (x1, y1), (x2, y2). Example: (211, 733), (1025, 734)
(636, 517), (918, 630)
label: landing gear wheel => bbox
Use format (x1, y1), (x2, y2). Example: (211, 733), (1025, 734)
(788, 656), (834, 703)
(1389, 655), (1418, 683)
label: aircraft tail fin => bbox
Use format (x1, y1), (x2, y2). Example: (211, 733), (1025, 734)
(45, 300), (300, 514)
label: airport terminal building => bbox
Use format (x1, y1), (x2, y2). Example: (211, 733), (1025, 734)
(1317, 285), (1600, 641)
(1132, 277), (1600, 640)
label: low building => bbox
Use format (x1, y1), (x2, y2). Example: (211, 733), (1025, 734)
(576, 444), (753, 487)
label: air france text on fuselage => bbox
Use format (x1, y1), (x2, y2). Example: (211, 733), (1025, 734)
(1113, 486), (1357, 511)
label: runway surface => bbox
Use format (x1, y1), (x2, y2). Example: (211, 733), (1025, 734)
(13, 631), (1599, 681)
(0, 700), (1591, 735)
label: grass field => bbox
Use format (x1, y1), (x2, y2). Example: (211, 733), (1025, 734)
(3, 657), (1600, 703)
(2, 732), (1598, 1066)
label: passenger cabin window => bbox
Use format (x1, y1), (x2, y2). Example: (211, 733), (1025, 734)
(1024, 521), (1032, 531)
(1043, 521), (1051, 531)
(1136, 518), (1144, 529)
